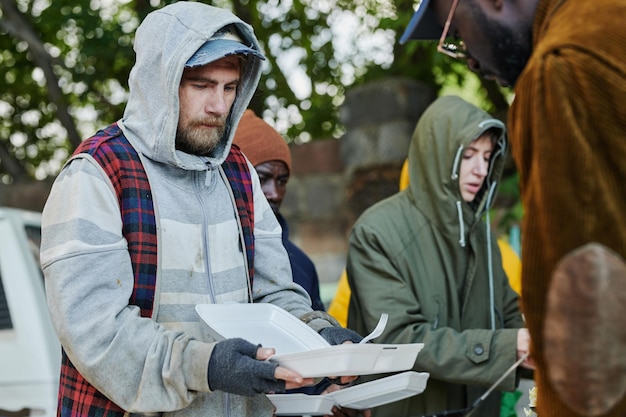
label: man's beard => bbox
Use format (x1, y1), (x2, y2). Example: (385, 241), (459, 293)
(175, 117), (226, 155)
(471, 4), (532, 87)
(491, 23), (532, 87)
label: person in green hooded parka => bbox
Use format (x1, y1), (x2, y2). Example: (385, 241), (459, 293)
(347, 95), (534, 417)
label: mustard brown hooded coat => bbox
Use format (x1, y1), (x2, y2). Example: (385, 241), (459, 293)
(509, 0), (626, 414)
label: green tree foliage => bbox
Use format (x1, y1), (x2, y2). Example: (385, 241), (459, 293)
(1, 0), (140, 182)
(0, 0), (512, 183)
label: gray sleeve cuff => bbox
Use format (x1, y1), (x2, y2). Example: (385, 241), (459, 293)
(299, 310), (341, 333)
(183, 340), (215, 392)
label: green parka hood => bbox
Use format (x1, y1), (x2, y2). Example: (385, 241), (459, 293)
(407, 95), (507, 247)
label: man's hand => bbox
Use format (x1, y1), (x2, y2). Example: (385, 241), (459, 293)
(208, 338), (314, 396)
(319, 326), (363, 345)
(255, 345), (316, 390)
(517, 328), (535, 369)
(324, 406), (372, 417)
(321, 383), (372, 417)
(317, 326), (363, 385)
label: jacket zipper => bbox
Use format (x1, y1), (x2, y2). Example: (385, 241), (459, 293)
(198, 165), (216, 304)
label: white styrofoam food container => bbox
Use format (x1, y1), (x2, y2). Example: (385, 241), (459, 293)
(195, 303), (423, 378)
(268, 371), (430, 415)
(327, 371), (429, 409)
(267, 394), (335, 416)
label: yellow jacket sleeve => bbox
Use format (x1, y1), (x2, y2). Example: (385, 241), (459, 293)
(327, 270), (350, 327)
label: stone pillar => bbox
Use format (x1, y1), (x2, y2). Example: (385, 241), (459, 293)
(282, 140), (349, 287)
(339, 77), (436, 222)
(284, 77), (436, 304)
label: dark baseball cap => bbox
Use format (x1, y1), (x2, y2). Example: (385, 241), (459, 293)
(399, 0), (443, 44)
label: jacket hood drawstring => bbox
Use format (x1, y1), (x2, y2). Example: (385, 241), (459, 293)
(451, 144), (463, 181)
(485, 181), (498, 331)
(452, 141), (500, 330)
(451, 144), (466, 247)
(455, 201), (466, 248)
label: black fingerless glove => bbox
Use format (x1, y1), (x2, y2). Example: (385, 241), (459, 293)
(208, 338), (285, 396)
(319, 326), (363, 345)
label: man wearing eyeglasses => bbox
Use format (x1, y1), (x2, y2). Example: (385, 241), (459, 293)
(400, 1), (626, 417)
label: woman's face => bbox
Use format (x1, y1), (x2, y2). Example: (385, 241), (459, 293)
(459, 134), (493, 202)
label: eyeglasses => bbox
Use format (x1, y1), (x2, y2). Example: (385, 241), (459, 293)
(437, 0), (467, 60)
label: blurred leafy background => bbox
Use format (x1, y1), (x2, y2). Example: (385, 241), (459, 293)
(0, 0), (521, 236)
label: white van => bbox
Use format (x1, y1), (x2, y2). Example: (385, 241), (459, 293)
(0, 207), (60, 417)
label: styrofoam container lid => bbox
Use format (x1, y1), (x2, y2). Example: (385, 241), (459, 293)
(272, 343), (423, 377)
(196, 302), (329, 354)
(196, 303), (424, 378)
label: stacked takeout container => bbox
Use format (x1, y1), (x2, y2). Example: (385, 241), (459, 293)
(196, 303), (429, 415)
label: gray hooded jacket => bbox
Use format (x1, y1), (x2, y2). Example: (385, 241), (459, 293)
(41, 3), (330, 416)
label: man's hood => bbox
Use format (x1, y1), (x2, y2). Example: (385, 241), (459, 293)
(407, 95), (507, 229)
(120, 2), (264, 170)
